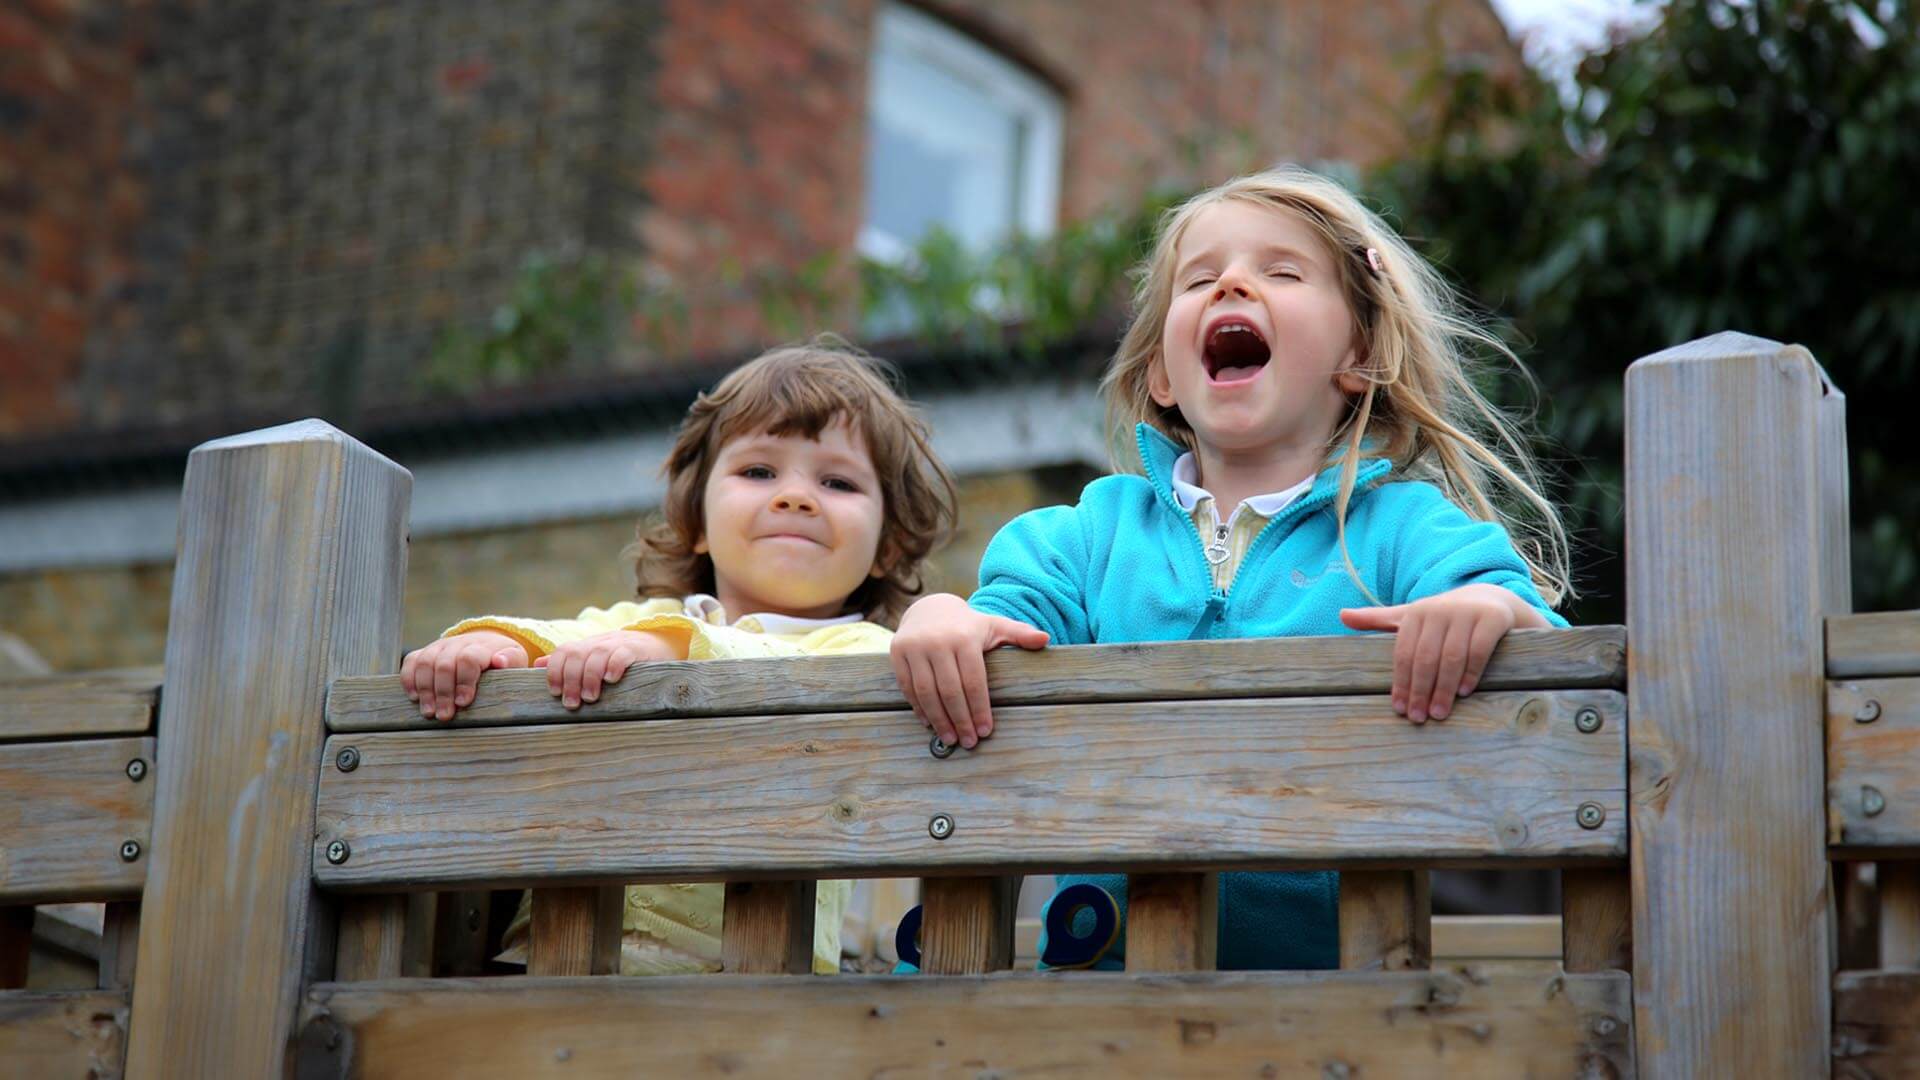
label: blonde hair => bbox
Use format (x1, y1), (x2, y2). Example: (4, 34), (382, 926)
(1101, 165), (1573, 606)
(628, 337), (958, 625)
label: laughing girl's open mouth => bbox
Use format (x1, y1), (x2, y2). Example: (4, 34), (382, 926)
(1203, 320), (1271, 383)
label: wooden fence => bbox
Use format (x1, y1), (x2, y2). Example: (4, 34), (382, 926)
(0, 332), (1914, 1078)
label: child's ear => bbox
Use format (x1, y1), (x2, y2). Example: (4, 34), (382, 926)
(1147, 353), (1177, 408)
(869, 538), (897, 580)
(692, 533), (709, 555)
(1335, 368), (1369, 395)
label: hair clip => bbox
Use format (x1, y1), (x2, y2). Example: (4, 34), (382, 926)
(1364, 247), (1385, 275)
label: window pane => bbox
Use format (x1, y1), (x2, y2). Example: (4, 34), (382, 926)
(865, 46), (1025, 252)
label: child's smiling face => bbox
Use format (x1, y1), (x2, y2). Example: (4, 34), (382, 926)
(697, 419), (887, 620)
(1152, 199), (1367, 461)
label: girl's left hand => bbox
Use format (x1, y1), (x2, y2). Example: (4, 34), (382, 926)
(1339, 585), (1529, 724)
(534, 629), (684, 709)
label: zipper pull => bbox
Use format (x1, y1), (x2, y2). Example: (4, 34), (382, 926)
(1204, 522), (1230, 565)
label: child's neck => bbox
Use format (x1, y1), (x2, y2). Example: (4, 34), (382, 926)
(1191, 442), (1324, 519)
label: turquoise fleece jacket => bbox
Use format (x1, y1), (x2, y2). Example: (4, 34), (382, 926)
(972, 424), (1567, 971)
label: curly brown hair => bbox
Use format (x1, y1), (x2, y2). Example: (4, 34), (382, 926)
(625, 338), (958, 626)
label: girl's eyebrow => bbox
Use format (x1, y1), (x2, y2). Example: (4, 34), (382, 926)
(1174, 242), (1322, 278)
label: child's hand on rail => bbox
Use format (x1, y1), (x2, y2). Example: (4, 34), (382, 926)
(889, 593), (1049, 750)
(1338, 584), (1546, 724)
(534, 629), (686, 709)
(402, 630), (530, 722)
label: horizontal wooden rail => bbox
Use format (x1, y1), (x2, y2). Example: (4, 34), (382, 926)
(0, 736), (154, 903)
(1828, 677), (1920, 853)
(1828, 612), (1920, 678)
(0, 990), (130, 1076)
(295, 970), (1631, 1077)
(313, 690), (1625, 890)
(1833, 971), (1920, 1072)
(327, 627), (1626, 732)
(0, 668), (159, 742)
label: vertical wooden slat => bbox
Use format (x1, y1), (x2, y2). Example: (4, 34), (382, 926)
(1882, 862), (1920, 969)
(125, 420), (410, 1078)
(1835, 862), (1880, 971)
(431, 890), (491, 977)
(1126, 873), (1218, 971)
(920, 876), (1017, 974)
(1338, 871), (1431, 971)
(721, 881), (816, 974)
(401, 892), (437, 978)
(1562, 869), (1632, 972)
(528, 886), (623, 976)
(1626, 334), (1844, 1076)
(99, 901), (140, 990)
(336, 895), (408, 981)
(0, 905), (30, 988)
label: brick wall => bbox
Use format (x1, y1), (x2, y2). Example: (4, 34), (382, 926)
(5, 0), (1517, 439)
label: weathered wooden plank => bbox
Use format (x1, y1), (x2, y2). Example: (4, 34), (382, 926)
(0, 736), (154, 903)
(313, 690), (1626, 890)
(920, 877), (1016, 974)
(1882, 863), (1920, 970)
(294, 970), (1634, 1078)
(528, 887), (622, 977)
(721, 881), (814, 974)
(1625, 333), (1844, 1076)
(1834, 970), (1920, 1074)
(1338, 871), (1430, 971)
(1830, 678), (1920, 852)
(400, 893), (436, 978)
(126, 420), (410, 1079)
(1829, 611), (1920, 679)
(337, 895), (408, 981)
(0, 667), (158, 742)
(0, 990), (129, 1078)
(1431, 915), (1562, 961)
(327, 626), (1627, 732)
(98, 902), (139, 991)
(1562, 868), (1632, 973)
(1126, 872), (1218, 971)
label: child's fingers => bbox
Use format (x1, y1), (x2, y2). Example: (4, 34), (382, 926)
(603, 645), (636, 684)
(930, 651), (979, 748)
(889, 647), (923, 719)
(452, 646), (487, 709)
(1458, 617), (1506, 698)
(559, 651), (588, 709)
(1427, 620), (1473, 721)
(547, 649), (568, 696)
(1405, 617), (1446, 724)
(1340, 604), (1407, 633)
(907, 653), (957, 747)
(578, 645), (608, 703)
(433, 654), (461, 722)
(533, 654), (550, 668)
(986, 617), (1049, 651)
(958, 650), (994, 739)
(1390, 610), (1421, 716)
(401, 648), (421, 701)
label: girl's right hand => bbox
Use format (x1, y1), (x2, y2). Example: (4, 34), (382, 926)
(401, 630), (530, 722)
(889, 593), (1049, 750)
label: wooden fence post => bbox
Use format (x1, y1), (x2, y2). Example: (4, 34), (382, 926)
(1626, 333), (1847, 1076)
(1338, 871), (1430, 972)
(125, 421), (409, 1077)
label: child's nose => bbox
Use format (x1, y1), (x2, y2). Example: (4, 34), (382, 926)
(1213, 272), (1253, 300)
(771, 489), (818, 513)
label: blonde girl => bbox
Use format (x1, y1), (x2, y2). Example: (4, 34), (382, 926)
(889, 165), (1571, 970)
(403, 340), (957, 975)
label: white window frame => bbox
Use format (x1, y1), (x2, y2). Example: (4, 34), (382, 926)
(860, 3), (1064, 261)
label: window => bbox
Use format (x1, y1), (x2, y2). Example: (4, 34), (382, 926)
(862, 4), (1064, 260)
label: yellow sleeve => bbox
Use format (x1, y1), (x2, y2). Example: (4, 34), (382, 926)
(794, 622), (893, 656)
(441, 599), (686, 661)
(619, 613), (810, 660)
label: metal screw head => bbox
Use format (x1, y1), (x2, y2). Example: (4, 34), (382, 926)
(928, 735), (955, 759)
(119, 840), (141, 862)
(928, 813), (955, 841)
(1576, 802), (1607, 830)
(1855, 699), (1883, 724)
(125, 758), (148, 782)
(326, 840), (351, 864)
(336, 746), (361, 772)
(1863, 786), (1887, 818)
(1574, 707), (1603, 734)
